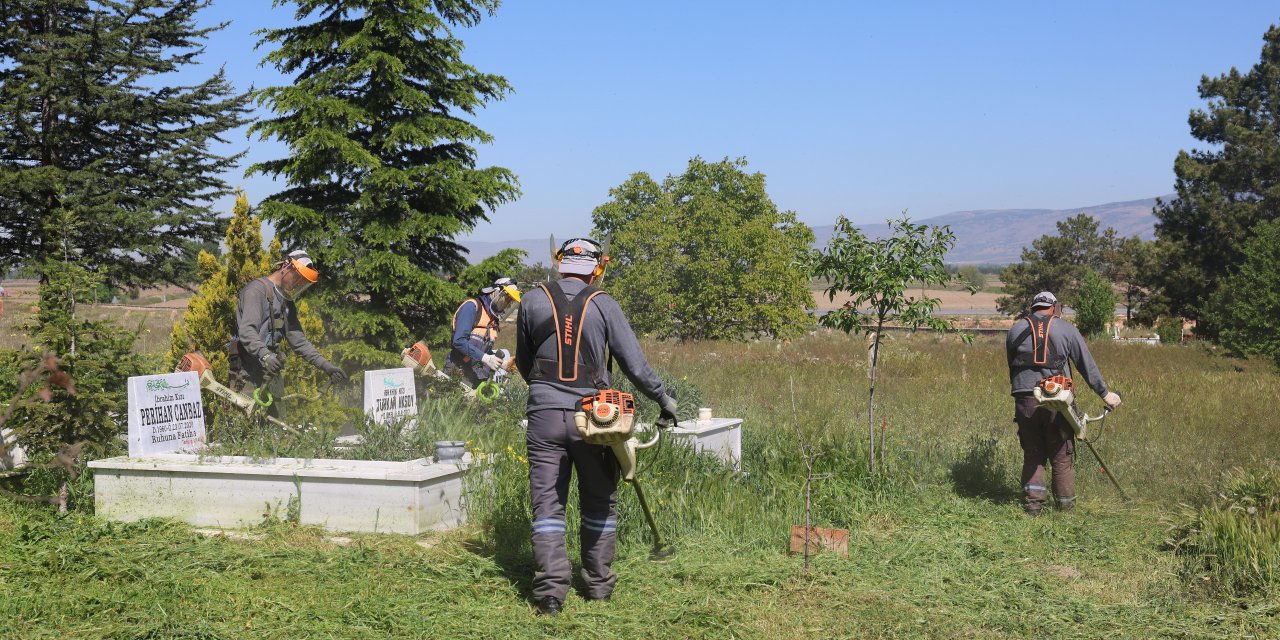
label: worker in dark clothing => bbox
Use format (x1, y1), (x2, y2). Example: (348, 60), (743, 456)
(1006, 291), (1121, 516)
(445, 277), (521, 387)
(231, 250), (347, 412)
(515, 237), (677, 616)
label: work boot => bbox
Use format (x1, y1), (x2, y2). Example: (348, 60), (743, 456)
(1024, 506), (1043, 517)
(1056, 496), (1076, 513)
(535, 596), (562, 616)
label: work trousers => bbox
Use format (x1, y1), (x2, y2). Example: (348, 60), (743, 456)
(526, 408), (619, 601)
(1013, 394), (1075, 513)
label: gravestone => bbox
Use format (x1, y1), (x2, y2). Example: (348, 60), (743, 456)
(363, 368), (418, 425)
(127, 371), (206, 457)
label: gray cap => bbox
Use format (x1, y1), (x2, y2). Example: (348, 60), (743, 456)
(1031, 291), (1058, 309)
(557, 238), (602, 276)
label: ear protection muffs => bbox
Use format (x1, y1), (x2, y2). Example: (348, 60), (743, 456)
(556, 238), (609, 276)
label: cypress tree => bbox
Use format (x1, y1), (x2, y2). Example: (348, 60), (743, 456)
(249, 0), (519, 365)
(0, 0), (252, 289)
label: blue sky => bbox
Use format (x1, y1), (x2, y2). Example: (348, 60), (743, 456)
(192, 1), (1280, 242)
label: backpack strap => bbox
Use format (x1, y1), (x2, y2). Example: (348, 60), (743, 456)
(529, 281), (608, 386)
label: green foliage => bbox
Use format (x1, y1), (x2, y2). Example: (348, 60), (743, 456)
(814, 215), (963, 337)
(0, 253), (146, 511)
(996, 214), (1144, 315)
(592, 156), (814, 341)
(1156, 316), (1184, 344)
(453, 248), (527, 311)
(1074, 269), (1117, 338)
(0, 0), (251, 289)
(1168, 466), (1280, 596)
(812, 213), (966, 474)
(248, 0), (519, 366)
(1209, 219), (1280, 366)
(955, 264), (986, 291)
(1150, 24), (1280, 338)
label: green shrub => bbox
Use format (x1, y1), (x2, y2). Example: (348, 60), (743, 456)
(1157, 316), (1184, 344)
(1074, 268), (1117, 338)
(1167, 466), (1280, 596)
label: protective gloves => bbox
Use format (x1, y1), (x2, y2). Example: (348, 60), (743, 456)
(321, 361), (349, 384)
(1102, 391), (1122, 409)
(480, 353), (504, 371)
(261, 353), (284, 376)
(657, 395), (679, 428)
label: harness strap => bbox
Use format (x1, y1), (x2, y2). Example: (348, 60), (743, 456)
(529, 281), (608, 386)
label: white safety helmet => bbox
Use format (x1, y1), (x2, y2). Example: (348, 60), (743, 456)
(484, 277), (521, 312)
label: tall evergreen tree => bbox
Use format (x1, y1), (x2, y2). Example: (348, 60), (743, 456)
(1151, 23), (1280, 338)
(249, 0), (518, 364)
(0, 0), (251, 288)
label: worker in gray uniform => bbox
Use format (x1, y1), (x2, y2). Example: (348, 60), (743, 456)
(1006, 291), (1121, 516)
(515, 237), (677, 616)
(230, 250), (347, 413)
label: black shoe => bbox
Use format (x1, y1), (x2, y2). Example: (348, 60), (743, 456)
(1024, 507), (1043, 517)
(535, 596), (562, 616)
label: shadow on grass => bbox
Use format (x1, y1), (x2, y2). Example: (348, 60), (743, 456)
(950, 437), (1021, 503)
(465, 495), (537, 605)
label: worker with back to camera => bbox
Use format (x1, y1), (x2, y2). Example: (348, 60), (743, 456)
(445, 276), (521, 387)
(230, 249), (348, 412)
(1006, 291), (1122, 516)
(515, 237), (678, 616)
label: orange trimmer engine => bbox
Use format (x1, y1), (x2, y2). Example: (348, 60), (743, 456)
(574, 389), (636, 445)
(1037, 375), (1073, 397)
(403, 341), (432, 369)
(176, 352), (213, 377)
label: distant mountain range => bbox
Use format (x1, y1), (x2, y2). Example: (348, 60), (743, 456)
(460, 196), (1170, 266)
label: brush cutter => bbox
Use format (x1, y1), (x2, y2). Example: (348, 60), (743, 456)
(575, 390), (676, 560)
(1033, 377), (1128, 501)
(176, 352), (297, 433)
(402, 341), (513, 402)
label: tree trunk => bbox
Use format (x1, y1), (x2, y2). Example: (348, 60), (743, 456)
(868, 317), (884, 476)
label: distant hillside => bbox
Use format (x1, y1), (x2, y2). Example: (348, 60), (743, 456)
(460, 196), (1170, 265)
(810, 196), (1167, 265)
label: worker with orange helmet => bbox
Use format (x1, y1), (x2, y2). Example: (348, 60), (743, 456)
(230, 250), (347, 407)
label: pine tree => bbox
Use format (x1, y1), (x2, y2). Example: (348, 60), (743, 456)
(0, 0), (251, 289)
(1151, 24), (1280, 338)
(248, 0), (519, 365)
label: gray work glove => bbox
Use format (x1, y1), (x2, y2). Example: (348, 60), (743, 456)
(261, 353), (284, 376)
(657, 395), (679, 428)
(321, 361), (348, 384)
(1102, 391), (1122, 410)
(480, 353), (504, 371)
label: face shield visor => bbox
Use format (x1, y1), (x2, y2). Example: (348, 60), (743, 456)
(281, 255), (318, 301)
(488, 278), (521, 313)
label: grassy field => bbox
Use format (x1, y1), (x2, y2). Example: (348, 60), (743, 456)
(1, 331), (1278, 638)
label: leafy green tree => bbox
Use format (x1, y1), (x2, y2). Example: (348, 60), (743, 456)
(813, 214), (968, 475)
(1210, 219), (1280, 365)
(1150, 24), (1280, 338)
(249, 0), (519, 365)
(0, 0), (250, 289)
(592, 156), (814, 341)
(0, 211), (148, 509)
(1074, 269), (1118, 338)
(997, 214), (1126, 315)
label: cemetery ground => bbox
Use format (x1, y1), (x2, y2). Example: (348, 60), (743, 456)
(1, 310), (1279, 637)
